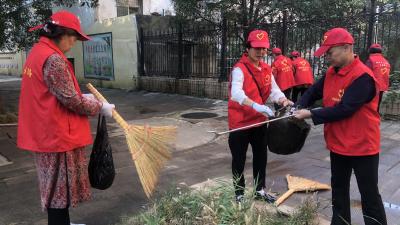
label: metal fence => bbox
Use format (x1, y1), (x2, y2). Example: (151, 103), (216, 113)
(139, 3), (400, 81)
(139, 24), (221, 79)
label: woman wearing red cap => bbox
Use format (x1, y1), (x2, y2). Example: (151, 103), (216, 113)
(294, 28), (387, 225)
(271, 47), (295, 109)
(18, 11), (115, 225)
(365, 43), (391, 113)
(228, 29), (292, 203)
(289, 51), (314, 102)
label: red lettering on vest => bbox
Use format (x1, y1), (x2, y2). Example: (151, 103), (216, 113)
(272, 55), (295, 91)
(292, 57), (314, 86)
(323, 57), (380, 156)
(368, 53), (391, 91)
(228, 54), (272, 129)
(17, 37), (93, 152)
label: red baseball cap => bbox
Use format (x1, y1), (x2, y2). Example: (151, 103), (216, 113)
(370, 43), (382, 50)
(314, 28), (354, 57)
(29, 10), (90, 41)
(247, 30), (270, 48)
(290, 51), (300, 57)
(272, 48), (282, 54)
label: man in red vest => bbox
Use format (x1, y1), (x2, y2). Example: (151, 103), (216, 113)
(228, 30), (293, 203)
(365, 43), (391, 112)
(294, 28), (387, 225)
(271, 47), (295, 101)
(18, 11), (114, 225)
(290, 51), (314, 102)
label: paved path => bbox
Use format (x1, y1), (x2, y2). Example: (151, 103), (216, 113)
(1, 76), (399, 225)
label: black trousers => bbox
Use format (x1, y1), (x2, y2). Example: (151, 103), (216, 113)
(330, 152), (387, 225)
(292, 86), (308, 103)
(228, 125), (267, 196)
(377, 91), (384, 113)
(283, 88), (292, 100)
(48, 208), (70, 225)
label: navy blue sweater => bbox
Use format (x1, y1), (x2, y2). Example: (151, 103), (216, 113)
(295, 71), (376, 125)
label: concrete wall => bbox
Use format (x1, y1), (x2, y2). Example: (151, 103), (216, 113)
(68, 15), (139, 90)
(96, 0), (117, 21)
(0, 52), (25, 76)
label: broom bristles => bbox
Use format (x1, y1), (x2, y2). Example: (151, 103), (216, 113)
(125, 124), (177, 197)
(130, 125), (176, 159)
(276, 174), (331, 206)
(133, 152), (159, 197)
(287, 174), (331, 191)
(86, 83), (177, 197)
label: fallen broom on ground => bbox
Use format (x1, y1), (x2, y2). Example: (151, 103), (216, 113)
(275, 174), (331, 206)
(87, 83), (176, 198)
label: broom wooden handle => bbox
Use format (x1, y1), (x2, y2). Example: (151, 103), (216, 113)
(86, 83), (130, 131)
(275, 189), (296, 206)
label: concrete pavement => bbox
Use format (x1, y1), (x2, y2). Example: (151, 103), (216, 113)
(1, 75), (399, 225)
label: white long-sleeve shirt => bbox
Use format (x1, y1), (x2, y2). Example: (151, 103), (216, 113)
(230, 67), (285, 105)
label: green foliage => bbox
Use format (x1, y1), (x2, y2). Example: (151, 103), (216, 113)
(383, 71), (400, 104)
(386, 36), (400, 75)
(0, 0), (98, 51)
(389, 71), (400, 90)
(172, 0), (368, 28)
(116, 182), (318, 225)
(0, 112), (18, 123)
(171, 0), (372, 51)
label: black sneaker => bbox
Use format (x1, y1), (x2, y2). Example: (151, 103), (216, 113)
(254, 192), (276, 203)
(235, 195), (244, 203)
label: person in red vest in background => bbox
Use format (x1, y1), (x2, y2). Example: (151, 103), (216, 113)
(365, 43), (391, 112)
(290, 51), (314, 102)
(294, 28), (387, 225)
(228, 29), (293, 203)
(17, 11), (115, 225)
(271, 47), (295, 109)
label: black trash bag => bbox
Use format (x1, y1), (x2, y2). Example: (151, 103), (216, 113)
(267, 111), (311, 155)
(88, 115), (115, 190)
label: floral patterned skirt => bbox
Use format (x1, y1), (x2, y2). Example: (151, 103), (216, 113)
(34, 147), (91, 210)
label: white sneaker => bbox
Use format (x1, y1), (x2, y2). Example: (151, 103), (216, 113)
(71, 223), (86, 225)
(235, 194), (244, 203)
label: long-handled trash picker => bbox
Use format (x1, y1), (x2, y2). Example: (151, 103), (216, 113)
(207, 114), (295, 136)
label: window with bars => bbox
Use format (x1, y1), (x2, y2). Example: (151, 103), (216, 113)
(116, 0), (140, 17)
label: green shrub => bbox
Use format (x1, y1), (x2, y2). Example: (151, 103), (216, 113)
(116, 181), (318, 225)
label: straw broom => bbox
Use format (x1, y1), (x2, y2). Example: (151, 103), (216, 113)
(87, 83), (176, 197)
(275, 174), (331, 206)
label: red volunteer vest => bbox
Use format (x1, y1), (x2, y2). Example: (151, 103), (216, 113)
(323, 57), (380, 156)
(272, 55), (295, 91)
(17, 37), (93, 152)
(292, 57), (314, 86)
(368, 53), (391, 91)
(228, 54), (272, 130)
